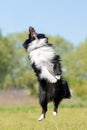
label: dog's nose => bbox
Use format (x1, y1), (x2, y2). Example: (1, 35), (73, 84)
(29, 26), (37, 37)
(29, 26), (35, 32)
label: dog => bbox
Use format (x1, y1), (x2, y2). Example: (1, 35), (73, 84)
(23, 26), (71, 121)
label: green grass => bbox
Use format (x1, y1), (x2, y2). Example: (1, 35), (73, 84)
(0, 105), (87, 130)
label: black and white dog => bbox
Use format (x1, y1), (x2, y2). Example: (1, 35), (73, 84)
(23, 26), (71, 121)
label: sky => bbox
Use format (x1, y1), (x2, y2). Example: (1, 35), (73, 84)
(0, 0), (87, 45)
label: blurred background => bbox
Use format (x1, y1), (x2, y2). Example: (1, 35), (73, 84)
(0, 0), (87, 106)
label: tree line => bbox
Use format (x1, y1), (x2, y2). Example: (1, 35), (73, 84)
(0, 31), (87, 97)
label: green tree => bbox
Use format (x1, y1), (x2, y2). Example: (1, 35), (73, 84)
(64, 39), (87, 97)
(0, 34), (15, 88)
(48, 35), (74, 57)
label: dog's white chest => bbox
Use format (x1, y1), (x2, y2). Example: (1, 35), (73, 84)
(29, 46), (55, 66)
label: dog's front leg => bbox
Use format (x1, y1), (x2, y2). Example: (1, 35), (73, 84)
(40, 67), (57, 83)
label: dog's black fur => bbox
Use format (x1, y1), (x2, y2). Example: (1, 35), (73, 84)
(23, 27), (71, 121)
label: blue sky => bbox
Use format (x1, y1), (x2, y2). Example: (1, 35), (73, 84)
(0, 0), (87, 45)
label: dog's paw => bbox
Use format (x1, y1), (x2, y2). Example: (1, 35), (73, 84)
(38, 114), (45, 121)
(55, 75), (61, 80)
(53, 111), (57, 116)
(50, 77), (57, 83)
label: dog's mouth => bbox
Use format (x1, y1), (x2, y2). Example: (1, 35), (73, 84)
(29, 26), (37, 38)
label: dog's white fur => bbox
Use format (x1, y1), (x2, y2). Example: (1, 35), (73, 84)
(27, 38), (60, 83)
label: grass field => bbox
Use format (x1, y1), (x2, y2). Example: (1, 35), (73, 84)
(0, 105), (87, 130)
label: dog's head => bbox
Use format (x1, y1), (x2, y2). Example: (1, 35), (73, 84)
(23, 26), (48, 50)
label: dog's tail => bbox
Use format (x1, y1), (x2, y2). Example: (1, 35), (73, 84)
(62, 81), (71, 99)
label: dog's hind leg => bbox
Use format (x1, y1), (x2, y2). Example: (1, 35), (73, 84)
(53, 100), (59, 116)
(53, 98), (63, 116)
(38, 101), (47, 121)
(38, 99), (47, 121)
(38, 89), (47, 121)
(53, 93), (63, 116)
